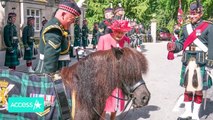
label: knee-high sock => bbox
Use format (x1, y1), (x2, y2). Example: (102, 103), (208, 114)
(184, 92), (193, 102)
(26, 61), (32, 67)
(192, 102), (201, 120)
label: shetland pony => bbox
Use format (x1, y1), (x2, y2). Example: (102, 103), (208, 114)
(61, 47), (150, 120)
(0, 47), (150, 120)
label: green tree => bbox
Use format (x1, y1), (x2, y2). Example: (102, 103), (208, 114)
(85, 0), (213, 31)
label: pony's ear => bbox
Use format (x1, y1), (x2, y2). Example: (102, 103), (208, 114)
(111, 46), (124, 60)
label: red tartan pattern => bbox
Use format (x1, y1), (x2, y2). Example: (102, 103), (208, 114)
(59, 4), (80, 16)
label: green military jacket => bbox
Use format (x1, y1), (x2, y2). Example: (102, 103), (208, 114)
(81, 24), (89, 47)
(173, 20), (213, 68)
(36, 18), (70, 73)
(22, 25), (35, 60)
(91, 28), (98, 45)
(3, 23), (20, 67)
(74, 24), (81, 47)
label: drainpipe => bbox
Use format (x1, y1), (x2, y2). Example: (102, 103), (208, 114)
(20, 1), (24, 37)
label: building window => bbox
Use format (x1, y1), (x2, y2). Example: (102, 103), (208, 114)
(27, 9), (41, 32)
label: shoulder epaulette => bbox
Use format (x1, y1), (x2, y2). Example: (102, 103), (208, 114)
(42, 25), (64, 45)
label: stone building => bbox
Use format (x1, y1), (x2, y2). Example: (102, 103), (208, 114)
(0, 0), (86, 50)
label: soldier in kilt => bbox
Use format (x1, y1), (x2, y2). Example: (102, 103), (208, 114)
(3, 12), (20, 70)
(81, 19), (89, 49)
(74, 18), (81, 47)
(167, 1), (213, 120)
(35, 1), (81, 74)
(91, 22), (99, 49)
(22, 17), (36, 73)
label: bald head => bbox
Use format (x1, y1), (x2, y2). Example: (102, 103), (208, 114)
(55, 9), (76, 30)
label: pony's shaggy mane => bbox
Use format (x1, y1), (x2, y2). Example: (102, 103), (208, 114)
(61, 47), (148, 119)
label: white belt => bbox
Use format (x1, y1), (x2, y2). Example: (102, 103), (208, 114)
(186, 24), (208, 52)
(39, 54), (70, 61)
(185, 46), (202, 51)
(13, 37), (18, 39)
(30, 37), (34, 39)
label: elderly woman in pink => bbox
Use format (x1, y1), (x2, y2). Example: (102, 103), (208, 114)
(97, 20), (131, 120)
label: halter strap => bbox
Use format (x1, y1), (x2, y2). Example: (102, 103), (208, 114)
(131, 79), (145, 92)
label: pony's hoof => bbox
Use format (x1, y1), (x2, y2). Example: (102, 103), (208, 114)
(177, 116), (192, 120)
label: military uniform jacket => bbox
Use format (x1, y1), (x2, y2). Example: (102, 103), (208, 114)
(22, 25), (35, 60)
(92, 27), (98, 45)
(173, 20), (213, 68)
(3, 23), (20, 67)
(74, 24), (81, 47)
(36, 18), (70, 73)
(98, 19), (113, 35)
(81, 24), (89, 47)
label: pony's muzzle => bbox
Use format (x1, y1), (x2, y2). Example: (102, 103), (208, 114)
(132, 84), (150, 108)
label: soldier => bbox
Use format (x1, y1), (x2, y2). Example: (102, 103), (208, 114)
(3, 12), (20, 70)
(73, 18), (81, 47)
(22, 17), (36, 73)
(167, 1), (213, 120)
(41, 17), (48, 32)
(98, 6), (114, 39)
(114, 3), (125, 20)
(35, 1), (81, 73)
(81, 19), (89, 49)
(91, 22), (99, 49)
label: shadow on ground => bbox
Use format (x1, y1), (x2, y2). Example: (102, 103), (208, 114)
(200, 98), (213, 120)
(116, 105), (160, 120)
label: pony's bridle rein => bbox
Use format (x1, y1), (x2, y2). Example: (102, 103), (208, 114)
(93, 79), (146, 120)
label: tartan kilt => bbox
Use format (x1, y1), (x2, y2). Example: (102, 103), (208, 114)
(0, 69), (72, 119)
(4, 47), (20, 67)
(91, 37), (98, 45)
(82, 36), (88, 47)
(24, 44), (35, 60)
(74, 38), (81, 47)
(180, 64), (213, 90)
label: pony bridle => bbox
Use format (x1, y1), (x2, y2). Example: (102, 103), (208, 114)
(121, 79), (146, 104)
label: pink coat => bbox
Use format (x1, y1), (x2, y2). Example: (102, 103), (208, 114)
(97, 34), (129, 112)
(97, 34), (130, 50)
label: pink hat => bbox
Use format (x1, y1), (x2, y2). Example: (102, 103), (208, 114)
(109, 20), (132, 32)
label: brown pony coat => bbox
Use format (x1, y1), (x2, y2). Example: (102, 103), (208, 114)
(61, 47), (148, 120)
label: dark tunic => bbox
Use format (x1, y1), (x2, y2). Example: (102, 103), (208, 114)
(36, 18), (70, 73)
(97, 19), (113, 40)
(91, 27), (98, 45)
(173, 20), (213, 89)
(73, 24), (81, 47)
(81, 24), (89, 47)
(22, 25), (35, 60)
(3, 23), (20, 67)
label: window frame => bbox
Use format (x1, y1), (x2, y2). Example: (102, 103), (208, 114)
(26, 8), (41, 32)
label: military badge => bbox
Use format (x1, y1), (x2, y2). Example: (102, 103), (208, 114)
(0, 79), (14, 111)
(30, 93), (55, 116)
(196, 29), (201, 36)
